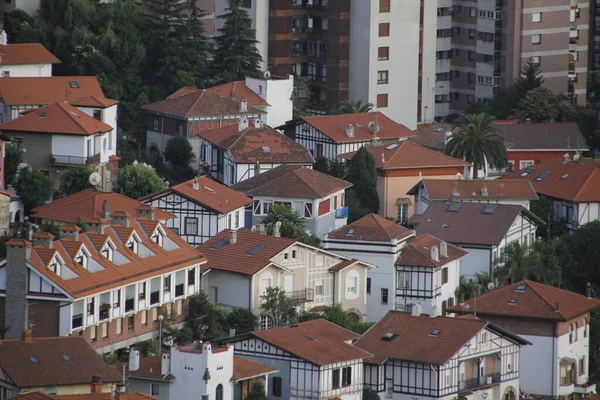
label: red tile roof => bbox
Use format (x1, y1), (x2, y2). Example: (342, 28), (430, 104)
(206, 81), (270, 107)
(502, 158), (600, 202)
(396, 234), (467, 268)
(142, 176), (251, 214)
(198, 229), (294, 276)
(0, 77), (118, 108)
(326, 213), (414, 243)
(0, 43), (60, 65)
(127, 354), (174, 382)
(142, 88), (262, 119)
(408, 179), (538, 201)
(250, 319), (372, 366)
(32, 190), (174, 223)
(12, 393), (155, 400)
(0, 102), (113, 136)
(196, 123), (313, 164)
(409, 123), (454, 152)
(448, 280), (600, 321)
(301, 112), (414, 143)
(329, 259), (361, 272)
(232, 356), (278, 381)
(231, 165), (351, 199)
(340, 141), (470, 170)
(0, 336), (122, 387)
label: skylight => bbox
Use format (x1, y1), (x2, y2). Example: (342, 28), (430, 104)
(29, 357), (39, 363)
(535, 172), (550, 182)
(435, 127), (444, 132)
(38, 112), (47, 118)
(429, 329), (441, 337)
(211, 239), (227, 249)
(381, 333), (398, 341)
(515, 284), (527, 292)
(247, 244), (264, 256)
(508, 299), (517, 305)
(262, 146), (271, 153)
(347, 228), (355, 236)
(447, 203), (462, 212)
(482, 204), (498, 214)
(69, 81), (79, 88)
(385, 143), (399, 151)
(520, 167), (535, 177)
(62, 355), (72, 361)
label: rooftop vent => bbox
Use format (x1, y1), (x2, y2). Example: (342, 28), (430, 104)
(211, 239), (227, 249)
(429, 329), (441, 337)
(247, 244), (264, 256)
(447, 203), (462, 212)
(481, 184), (488, 197)
(381, 333), (398, 341)
(482, 204), (498, 214)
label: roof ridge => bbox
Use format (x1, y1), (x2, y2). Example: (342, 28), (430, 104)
(404, 140), (470, 165)
(185, 90), (207, 118)
(523, 280), (566, 318)
(56, 102), (96, 134)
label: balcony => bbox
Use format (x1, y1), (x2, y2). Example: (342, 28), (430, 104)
(459, 373), (501, 392)
(293, 1), (330, 11)
(335, 207), (348, 219)
(150, 291), (160, 305)
(175, 283), (184, 297)
(575, 381), (596, 394)
(51, 153), (101, 166)
(72, 314), (83, 330)
(125, 298), (135, 312)
(99, 308), (110, 321)
(286, 288), (314, 304)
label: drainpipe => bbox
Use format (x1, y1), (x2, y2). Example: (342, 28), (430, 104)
(552, 324), (557, 396)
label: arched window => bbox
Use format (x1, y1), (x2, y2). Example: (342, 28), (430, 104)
(216, 384), (223, 400)
(503, 390), (516, 400)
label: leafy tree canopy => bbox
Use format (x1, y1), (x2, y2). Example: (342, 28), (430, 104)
(4, 144), (23, 188)
(262, 204), (320, 247)
(60, 165), (94, 196)
(164, 136), (197, 182)
(331, 100), (373, 115)
(245, 381), (268, 400)
(227, 308), (256, 334)
(260, 286), (297, 328)
(187, 292), (230, 341)
(116, 162), (166, 199)
(347, 147), (379, 218)
(13, 167), (54, 213)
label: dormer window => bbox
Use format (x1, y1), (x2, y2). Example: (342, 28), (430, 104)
(127, 236), (139, 254)
(101, 242), (115, 262)
(74, 249), (89, 269)
(152, 230), (164, 248)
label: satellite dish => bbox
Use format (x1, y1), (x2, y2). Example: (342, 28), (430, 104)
(89, 172), (101, 186)
(251, 225), (257, 232)
(487, 282), (495, 291)
(275, 221), (282, 228)
(573, 152), (582, 162)
(263, 71), (272, 79)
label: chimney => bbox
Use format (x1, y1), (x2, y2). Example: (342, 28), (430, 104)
(586, 283), (592, 299)
(128, 348), (140, 372)
(91, 375), (102, 394)
(239, 98), (248, 113)
(192, 177), (199, 190)
(258, 224), (266, 235)
(440, 241), (447, 257)
(5, 239), (32, 339)
(23, 329), (32, 341)
(253, 118), (263, 129)
(431, 246), (439, 262)
(481, 183), (488, 197)
(32, 231), (54, 248)
(111, 211), (130, 227)
(555, 302), (560, 312)
(411, 303), (422, 317)
(238, 116), (249, 132)
(0, 31), (7, 46)
(230, 230), (237, 245)
(229, 327), (236, 337)
(161, 353), (170, 375)
(135, 204), (155, 221)
(60, 225), (81, 241)
(230, 92), (236, 101)
(346, 124), (354, 138)
(381, 152), (385, 164)
(459, 293), (465, 304)
(273, 223), (281, 238)
(102, 200), (110, 220)
(115, 383), (127, 400)
(84, 218), (110, 235)
(563, 153), (570, 163)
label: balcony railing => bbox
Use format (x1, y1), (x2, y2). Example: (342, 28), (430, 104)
(125, 298), (135, 312)
(51, 153), (101, 166)
(286, 288), (314, 304)
(459, 373), (501, 392)
(175, 283), (184, 297)
(150, 291), (160, 305)
(99, 308), (110, 321)
(72, 314), (83, 329)
(335, 207), (349, 219)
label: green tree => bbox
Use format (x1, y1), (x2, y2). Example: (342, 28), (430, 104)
(262, 204), (320, 247)
(530, 196), (569, 239)
(313, 156), (329, 174)
(187, 292), (230, 341)
(5, 144), (23, 188)
(164, 136), (197, 182)
(455, 273), (492, 302)
(509, 88), (577, 123)
(494, 241), (562, 286)
(245, 381), (268, 400)
(512, 59), (544, 99)
(116, 162), (166, 199)
(227, 308), (256, 334)
(13, 167), (54, 213)
(60, 165), (94, 195)
(347, 147), (379, 218)
(445, 113), (507, 179)
(331, 100), (373, 115)
(211, 0), (263, 83)
(363, 388), (380, 400)
(292, 75), (311, 118)
(260, 286), (297, 328)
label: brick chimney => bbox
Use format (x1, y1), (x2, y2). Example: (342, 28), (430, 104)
(91, 375), (102, 393)
(60, 225), (81, 241)
(5, 239), (32, 339)
(83, 218), (110, 235)
(115, 383), (127, 400)
(101, 200), (110, 220)
(135, 204), (155, 221)
(111, 211), (130, 227)
(32, 231), (54, 248)
(229, 230), (237, 245)
(273, 223), (281, 238)
(22, 329), (32, 341)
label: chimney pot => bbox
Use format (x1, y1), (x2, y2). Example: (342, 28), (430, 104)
(346, 124), (355, 138)
(238, 116), (249, 132)
(32, 231), (54, 248)
(586, 283), (592, 299)
(110, 212), (130, 227)
(230, 230), (237, 245)
(60, 225), (81, 241)
(192, 177), (199, 191)
(502, 276), (510, 287)
(411, 303), (422, 317)
(135, 205), (155, 221)
(239, 98), (248, 113)
(555, 302), (560, 312)
(229, 327), (236, 337)
(102, 200), (110, 220)
(273, 223), (281, 238)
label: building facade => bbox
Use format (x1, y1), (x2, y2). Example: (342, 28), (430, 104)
(0, 37), (60, 78)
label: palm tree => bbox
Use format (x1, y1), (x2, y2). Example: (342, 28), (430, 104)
(331, 100), (373, 115)
(445, 113), (507, 178)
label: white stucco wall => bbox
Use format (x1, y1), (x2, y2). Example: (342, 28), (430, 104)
(0, 63), (53, 77)
(203, 269), (251, 310)
(519, 334), (555, 396)
(52, 135), (86, 159)
(78, 104), (118, 137)
(246, 75), (294, 128)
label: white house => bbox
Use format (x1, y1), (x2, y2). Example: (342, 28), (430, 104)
(410, 202), (541, 279)
(0, 33), (60, 77)
(450, 280), (600, 398)
(199, 229), (371, 329)
(141, 176), (252, 246)
(356, 310), (529, 400)
(194, 118), (313, 186)
(231, 164), (352, 239)
(221, 319), (372, 400)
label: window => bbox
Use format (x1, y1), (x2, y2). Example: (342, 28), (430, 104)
(315, 143), (323, 158)
(215, 384), (223, 400)
(102, 323), (108, 338)
(579, 358), (585, 375)
(304, 203), (313, 218)
(164, 275), (171, 292)
(397, 271), (410, 288)
(561, 364), (574, 385)
(531, 56), (540, 65)
(90, 326), (96, 342)
(151, 385), (159, 396)
(377, 94), (388, 108)
(235, 211), (240, 228)
(397, 203), (408, 224)
(520, 160), (534, 169)
(1, 71), (8, 77)
(480, 332), (488, 344)
(377, 70), (389, 84)
(381, 288), (388, 304)
(153, 117), (159, 131)
(469, 29), (475, 39)
(93, 109), (102, 120)
(292, 250), (297, 259)
(367, 277), (371, 294)
(468, 51), (474, 61)
(575, 322), (579, 342)
(127, 315), (134, 331)
(185, 217), (198, 235)
(584, 319), (588, 338)
(378, 23), (390, 37)
(379, 0), (390, 12)
(12, 137), (24, 152)
(332, 369), (340, 389)
(532, 12), (542, 22)
(262, 200), (273, 215)
(87, 297), (95, 316)
(532, 34), (541, 44)
(272, 377), (282, 397)
(342, 366), (352, 386)
(378, 46), (389, 60)
(347, 276), (357, 294)
(442, 268), (449, 284)
(470, 7), (476, 17)
(315, 280), (324, 296)
(570, 324), (574, 343)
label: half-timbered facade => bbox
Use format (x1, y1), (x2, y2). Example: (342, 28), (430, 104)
(141, 176), (252, 246)
(356, 311), (529, 400)
(193, 118), (313, 186)
(221, 319), (372, 400)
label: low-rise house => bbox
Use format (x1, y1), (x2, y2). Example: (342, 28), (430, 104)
(142, 87), (262, 157)
(503, 157), (600, 230)
(12, 389), (155, 400)
(408, 179), (539, 214)
(340, 141), (471, 221)
(199, 229), (371, 329)
(31, 189), (173, 225)
(195, 118), (313, 186)
(141, 176), (252, 246)
(0, 34), (60, 78)
(409, 123), (453, 152)
(231, 165), (352, 239)
(0, 102), (118, 191)
(410, 202), (540, 279)
(0, 212), (206, 353)
(356, 310), (529, 400)
(221, 319), (372, 400)
(127, 342), (277, 400)
(280, 111), (414, 159)
(0, 333), (122, 398)
(449, 280), (600, 399)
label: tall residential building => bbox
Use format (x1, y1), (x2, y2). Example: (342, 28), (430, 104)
(436, 0), (589, 119)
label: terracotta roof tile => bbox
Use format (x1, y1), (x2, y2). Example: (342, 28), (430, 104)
(409, 123), (454, 152)
(396, 234), (467, 268)
(301, 112), (414, 143)
(32, 231), (55, 239)
(495, 122), (588, 151)
(13, 393), (156, 400)
(206, 81), (270, 107)
(232, 356), (278, 381)
(501, 158), (600, 202)
(198, 229), (294, 275)
(0, 102), (112, 136)
(0, 77), (117, 108)
(6, 239), (32, 246)
(409, 179), (538, 201)
(0, 43), (60, 65)
(329, 259), (360, 272)
(250, 319), (371, 366)
(196, 123), (313, 164)
(326, 214), (414, 243)
(31, 190), (174, 223)
(231, 165), (351, 199)
(142, 177), (252, 214)
(449, 280), (600, 321)
(340, 141), (470, 170)
(0, 336), (122, 387)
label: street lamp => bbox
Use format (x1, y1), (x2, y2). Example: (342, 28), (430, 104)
(158, 315), (165, 354)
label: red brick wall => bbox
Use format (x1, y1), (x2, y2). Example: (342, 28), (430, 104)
(509, 151), (577, 171)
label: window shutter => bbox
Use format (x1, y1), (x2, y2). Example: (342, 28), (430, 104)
(379, 0), (391, 12)
(378, 23), (390, 37)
